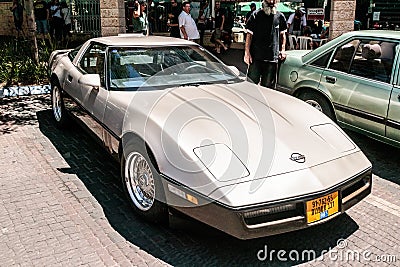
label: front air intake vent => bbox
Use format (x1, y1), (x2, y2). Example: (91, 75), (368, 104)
(243, 203), (303, 226)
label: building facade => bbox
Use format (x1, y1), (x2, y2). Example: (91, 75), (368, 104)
(0, 0), (357, 40)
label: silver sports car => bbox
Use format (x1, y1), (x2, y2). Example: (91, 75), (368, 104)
(48, 35), (372, 239)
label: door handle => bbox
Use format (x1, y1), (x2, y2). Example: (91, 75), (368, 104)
(67, 75), (73, 82)
(325, 76), (337, 84)
(398, 94), (400, 101)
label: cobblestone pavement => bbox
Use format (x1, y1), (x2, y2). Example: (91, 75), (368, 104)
(0, 95), (399, 266)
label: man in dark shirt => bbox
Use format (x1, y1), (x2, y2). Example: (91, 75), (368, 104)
(244, 0), (287, 88)
(34, 0), (49, 38)
(10, 0), (24, 34)
(167, 0), (180, 38)
(213, 1), (228, 53)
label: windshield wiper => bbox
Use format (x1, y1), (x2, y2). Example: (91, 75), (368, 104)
(178, 81), (213, 87)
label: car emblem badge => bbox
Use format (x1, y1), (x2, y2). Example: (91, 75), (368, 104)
(290, 153), (306, 163)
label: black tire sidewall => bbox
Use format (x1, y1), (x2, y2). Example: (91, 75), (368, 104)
(300, 91), (335, 121)
(51, 83), (69, 128)
(121, 137), (168, 223)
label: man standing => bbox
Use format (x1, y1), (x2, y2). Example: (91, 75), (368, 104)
(132, 1), (148, 34)
(33, 0), (49, 39)
(213, 1), (228, 53)
(287, 7), (306, 36)
(10, 0), (24, 35)
(49, 0), (63, 44)
(244, 0), (287, 89)
(167, 0), (180, 38)
(178, 1), (199, 42)
(197, 1), (210, 45)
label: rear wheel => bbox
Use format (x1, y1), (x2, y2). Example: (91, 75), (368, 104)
(121, 138), (168, 223)
(51, 82), (69, 128)
(299, 91), (335, 121)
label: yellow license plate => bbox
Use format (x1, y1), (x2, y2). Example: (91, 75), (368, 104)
(306, 191), (339, 223)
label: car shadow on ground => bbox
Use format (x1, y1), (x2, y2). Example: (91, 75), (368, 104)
(37, 109), (359, 266)
(345, 129), (400, 186)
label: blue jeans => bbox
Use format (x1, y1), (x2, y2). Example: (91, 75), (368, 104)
(247, 60), (278, 89)
(36, 19), (48, 34)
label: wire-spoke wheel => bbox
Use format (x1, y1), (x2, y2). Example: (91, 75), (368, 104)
(124, 151), (156, 211)
(51, 82), (69, 128)
(121, 138), (168, 223)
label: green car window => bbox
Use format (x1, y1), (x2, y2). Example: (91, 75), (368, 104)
(329, 40), (358, 73)
(310, 52), (333, 68)
(349, 40), (395, 83)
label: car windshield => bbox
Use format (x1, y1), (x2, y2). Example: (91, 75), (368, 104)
(108, 45), (240, 90)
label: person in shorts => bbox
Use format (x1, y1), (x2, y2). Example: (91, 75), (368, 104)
(213, 1), (228, 53)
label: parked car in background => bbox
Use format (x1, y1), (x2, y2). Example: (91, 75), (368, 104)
(278, 30), (400, 148)
(48, 34), (372, 239)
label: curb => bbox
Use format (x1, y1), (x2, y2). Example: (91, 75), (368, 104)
(0, 84), (51, 98)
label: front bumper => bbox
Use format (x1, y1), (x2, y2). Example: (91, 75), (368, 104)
(162, 168), (372, 240)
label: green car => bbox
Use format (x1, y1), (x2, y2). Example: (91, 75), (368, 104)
(278, 30), (400, 147)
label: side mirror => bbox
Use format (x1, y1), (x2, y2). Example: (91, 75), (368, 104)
(228, 65), (240, 76)
(228, 65), (246, 80)
(78, 74), (101, 90)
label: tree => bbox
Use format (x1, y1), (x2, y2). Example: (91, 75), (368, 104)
(24, 0), (39, 63)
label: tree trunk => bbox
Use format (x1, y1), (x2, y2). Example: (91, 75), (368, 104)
(24, 0), (39, 63)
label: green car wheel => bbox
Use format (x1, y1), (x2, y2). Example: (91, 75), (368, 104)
(299, 91), (335, 121)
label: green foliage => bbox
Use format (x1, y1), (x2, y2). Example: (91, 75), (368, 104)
(0, 38), (50, 86)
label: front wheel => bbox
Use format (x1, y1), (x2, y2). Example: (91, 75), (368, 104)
(51, 82), (69, 128)
(121, 138), (168, 223)
(299, 91), (335, 121)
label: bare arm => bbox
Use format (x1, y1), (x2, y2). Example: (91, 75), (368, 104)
(244, 33), (252, 65)
(180, 26), (188, 39)
(167, 13), (178, 27)
(279, 31), (286, 60)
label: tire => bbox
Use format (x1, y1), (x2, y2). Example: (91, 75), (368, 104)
(121, 137), (168, 223)
(299, 91), (335, 121)
(51, 82), (69, 128)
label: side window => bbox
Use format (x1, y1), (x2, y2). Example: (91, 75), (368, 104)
(68, 46), (81, 61)
(380, 42), (396, 82)
(79, 43), (106, 85)
(309, 51), (333, 68)
(328, 40), (358, 73)
(349, 40), (395, 83)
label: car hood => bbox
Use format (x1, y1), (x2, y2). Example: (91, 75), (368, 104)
(285, 50), (311, 58)
(122, 81), (365, 200)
